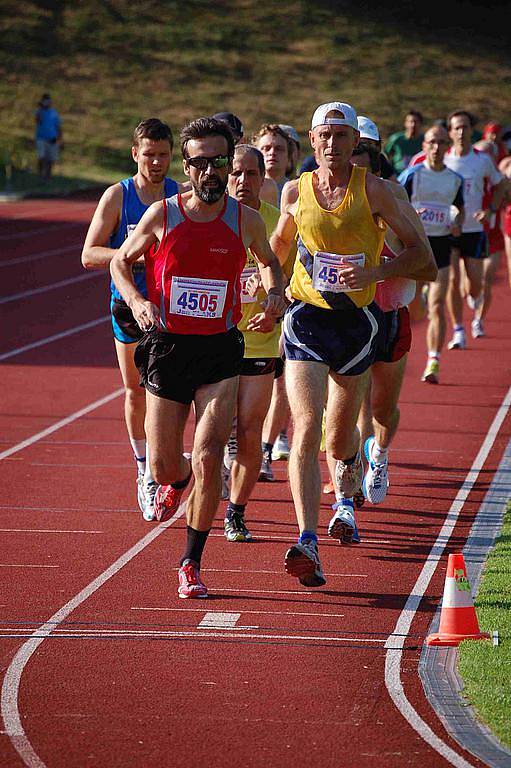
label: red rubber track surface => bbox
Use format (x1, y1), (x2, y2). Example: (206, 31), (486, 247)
(1, 197), (509, 768)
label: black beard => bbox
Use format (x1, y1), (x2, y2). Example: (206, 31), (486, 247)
(193, 177), (227, 204)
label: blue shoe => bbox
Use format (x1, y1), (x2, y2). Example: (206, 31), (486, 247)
(363, 436), (389, 505)
(328, 500), (360, 545)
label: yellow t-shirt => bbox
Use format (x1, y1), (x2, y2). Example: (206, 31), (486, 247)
(290, 166), (386, 309)
(238, 199), (281, 358)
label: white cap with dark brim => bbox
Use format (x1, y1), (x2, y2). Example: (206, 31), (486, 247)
(357, 116), (380, 142)
(311, 102), (358, 131)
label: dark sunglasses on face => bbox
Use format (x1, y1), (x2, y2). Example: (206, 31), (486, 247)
(186, 154), (231, 170)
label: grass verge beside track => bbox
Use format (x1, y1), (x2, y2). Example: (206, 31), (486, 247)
(458, 503), (511, 749)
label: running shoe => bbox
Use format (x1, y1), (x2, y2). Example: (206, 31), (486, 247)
(154, 473), (191, 522)
(224, 511), (253, 542)
(178, 560), (208, 599)
(136, 465), (145, 513)
(471, 318), (485, 338)
(142, 480), (158, 522)
(447, 329), (466, 350)
(328, 501), (358, 545)
(323, 480), (335, 495)
(284, 539), (326, 587)
(422, 358), (439, 384)
(363, 436), (389, 504)
(259, 451), (274, 482)
(335, 451), (363, 498)
(272, 433), (290, 460)
(353, 487), (365, 509)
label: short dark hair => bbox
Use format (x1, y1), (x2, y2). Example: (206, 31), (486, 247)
(352, 140), (381, 175)
(234, 144), (265, 176)
(133, 118), (173, 149)
(212, 112), (244, 140)
(406, 109), (423, 123)
(180, 117), (235, 159)
(447, 110), (473, 130)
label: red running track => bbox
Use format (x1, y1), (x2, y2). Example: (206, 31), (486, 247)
(0, 196), (510, 768)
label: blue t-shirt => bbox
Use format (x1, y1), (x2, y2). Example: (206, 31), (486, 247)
(109, 176), (179, 299)
(35, 107), (61, 141)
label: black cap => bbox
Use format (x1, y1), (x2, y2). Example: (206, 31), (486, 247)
(212, 112), (243, 139)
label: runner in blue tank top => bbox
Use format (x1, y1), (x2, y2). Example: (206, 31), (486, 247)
(81, 119), (183, 521)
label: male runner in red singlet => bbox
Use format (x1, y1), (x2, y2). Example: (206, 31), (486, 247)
(111, 118), (286, 598)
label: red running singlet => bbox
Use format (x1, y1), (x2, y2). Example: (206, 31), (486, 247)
(145, 194), (247, 335)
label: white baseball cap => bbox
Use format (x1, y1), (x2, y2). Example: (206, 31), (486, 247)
(279, 124), (300, 146)
(357, 116), (380, 142)
(311, 102), (358, 131)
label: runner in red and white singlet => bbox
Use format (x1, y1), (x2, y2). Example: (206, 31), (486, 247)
(111, 117), (286, 599)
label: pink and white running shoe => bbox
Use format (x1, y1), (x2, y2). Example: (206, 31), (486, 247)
(178, 561), (208, 599)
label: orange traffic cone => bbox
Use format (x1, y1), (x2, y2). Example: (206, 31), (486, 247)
(426, 553), (490, 647)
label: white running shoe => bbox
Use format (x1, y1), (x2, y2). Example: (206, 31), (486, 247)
(284, 539), (326, 587)
(328, 502), (357, 545)
(447, 328), (466, 350)
(142, 480), (158, 522)
(335, 451), (363, 498)
(471, 318), (485, 339)
(272, 433), (290, 461)
(363, 437), (389, 504)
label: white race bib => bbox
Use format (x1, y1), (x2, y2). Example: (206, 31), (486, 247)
(312, 251), (365, 293)
(240, 267), (257, 304)
(416, 201), (449, 235)
(170, 276), (227, 319)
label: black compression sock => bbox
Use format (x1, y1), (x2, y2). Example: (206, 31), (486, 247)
(171, 466), (192, 490)
(226, 502), (246, 520)
(180, 526), (210, 567)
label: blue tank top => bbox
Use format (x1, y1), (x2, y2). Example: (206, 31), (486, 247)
(109, 176), (179, 299)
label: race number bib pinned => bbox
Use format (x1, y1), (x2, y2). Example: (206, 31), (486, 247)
(416, 202), (449, 227)
(312, 251), (365, 293)
(240, 266), (258, 303)
(170, 276), (227, 319)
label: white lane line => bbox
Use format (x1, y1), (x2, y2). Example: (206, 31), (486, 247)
(207, 532), (391, 544)
(0, 627), (386, 643)
(131, 607), (347, 619)
(0, 315), (110, 361)
(0, 388), (123, 462)
(190, 568), (368, 577)
(1, 503), (186, 768)
(0, 243), (81, 268)
(0, 272), (101, 305)
(0, 565), (59, 569)
(0, 530), (103, 535)
(384, 383), (511, 768)
(198, 612), (241, 629)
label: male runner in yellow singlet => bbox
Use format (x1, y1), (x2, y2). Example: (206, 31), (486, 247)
(271, 102), (436, 587)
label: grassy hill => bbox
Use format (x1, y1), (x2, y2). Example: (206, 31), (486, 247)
(1, 0), (510, 188)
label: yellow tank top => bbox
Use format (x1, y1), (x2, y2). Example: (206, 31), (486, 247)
(238, 199), (281, 358)
(290, 166), (386, 309)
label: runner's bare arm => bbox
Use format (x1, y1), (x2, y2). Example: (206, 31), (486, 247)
(270, 180), (299, 266)
(110, 202), (164, 330)
(81, 184), (123, 269)
(339, 175), (437, 289)
(260, 176), (279, 207)
(242, 206), (287, 318)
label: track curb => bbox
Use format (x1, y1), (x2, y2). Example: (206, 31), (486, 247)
(419, 439), (511, 767)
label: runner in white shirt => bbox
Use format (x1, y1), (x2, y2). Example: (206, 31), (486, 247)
(443, 110), (506, 348)
(399, 124), (464, 383)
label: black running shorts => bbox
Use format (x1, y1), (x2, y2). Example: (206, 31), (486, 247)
(428, 235), (452, 270)
(450, 231), (488, 260)
(373, 306), (411, 364)
(135, 327), (244, 404)
(240, 357), (278, 376)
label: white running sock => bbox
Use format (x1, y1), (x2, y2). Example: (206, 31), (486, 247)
(372, 440), (388, 464)
(144, 443), (155, 486)
(130, 438), (146, 469)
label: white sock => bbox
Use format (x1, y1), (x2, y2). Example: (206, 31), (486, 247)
(130, 438), (146, 469)
(372, 440), (388, 463)
(144, 443), (155, 486)
(428, 351), (440, 360)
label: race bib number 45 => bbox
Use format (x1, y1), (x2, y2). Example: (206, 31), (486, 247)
(312, 251), (365, 293)
(170, 276), (227, 319)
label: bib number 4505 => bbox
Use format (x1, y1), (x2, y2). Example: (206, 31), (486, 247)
(176, 291), (218, 313)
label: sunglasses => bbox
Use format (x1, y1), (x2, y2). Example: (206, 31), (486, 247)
(186, 154), (230, 170)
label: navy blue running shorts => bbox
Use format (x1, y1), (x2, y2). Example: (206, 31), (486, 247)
(283, 300), (382, 376)
(450, 231), (488, 260)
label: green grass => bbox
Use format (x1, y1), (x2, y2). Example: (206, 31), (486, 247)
(458, 503), (511, 749)
(1, 1), (510, 193)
